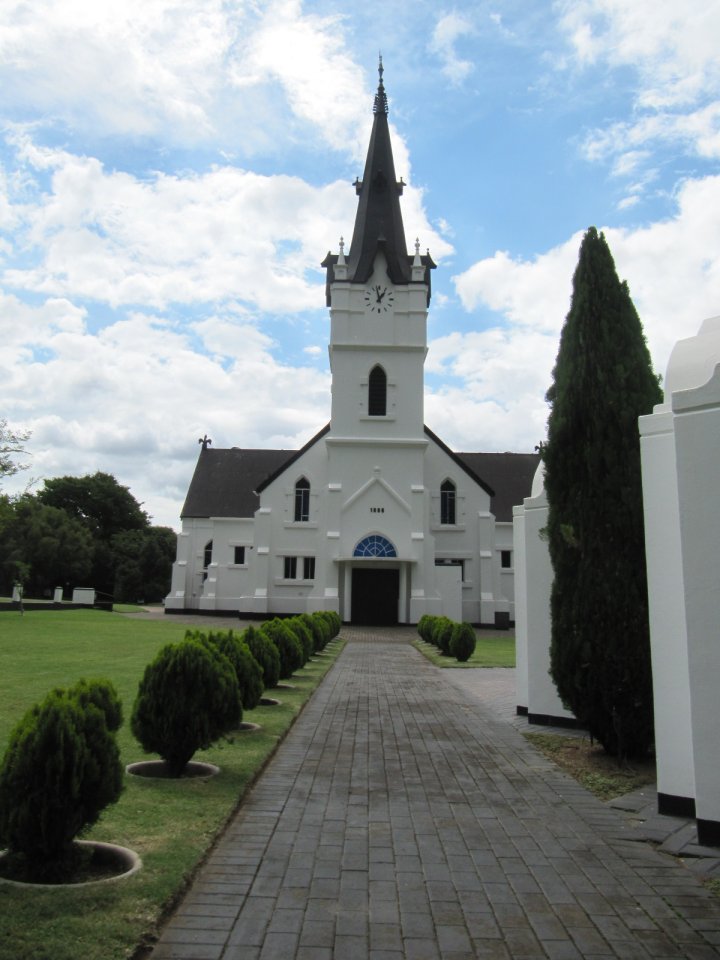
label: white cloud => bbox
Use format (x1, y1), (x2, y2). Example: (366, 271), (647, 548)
(557, 0), (720, 168)
(453, 239), (579, 335)
(2, 135), (357, 311)
(0, 304), (332, 527)
(0, 0), (239, 142)
(449, 175), (720, 446)
(0, 0), (375, 158)
(429, 12), (475, 86)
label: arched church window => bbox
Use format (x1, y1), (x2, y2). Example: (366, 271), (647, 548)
(294, 477), (310, 522)
(353, 535), (397, 558)
(440, 479), (456, 525)
(368, 365), (387, 416)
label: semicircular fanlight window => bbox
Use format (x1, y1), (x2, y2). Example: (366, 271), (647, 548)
(353, 535), (397, 558)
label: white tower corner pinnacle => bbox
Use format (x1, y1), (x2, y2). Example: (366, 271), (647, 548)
(335, 236), (348, 280)
(412, 237), (425, 282)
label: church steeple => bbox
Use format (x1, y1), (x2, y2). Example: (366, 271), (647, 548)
(347, 56), (410, 285)
(322, 59), (435, 304)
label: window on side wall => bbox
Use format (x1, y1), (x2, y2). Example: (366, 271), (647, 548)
(234, 546), (246, 565)
(435, 557), (464, 580)
(203, 540), (213, 568)
(303, 556), (316, 580)
(294, 477), (310, 522)
(440, 480), (456, 525)
(283, 556), (297, 579)
(501, 550), (512, 569)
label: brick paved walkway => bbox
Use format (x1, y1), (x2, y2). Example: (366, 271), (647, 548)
(149, 629), (720, 959)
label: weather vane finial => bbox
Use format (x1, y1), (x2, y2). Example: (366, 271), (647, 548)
(373, 53), (388, 116)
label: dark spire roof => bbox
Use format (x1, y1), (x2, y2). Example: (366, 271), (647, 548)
(322, 58), (435, 302)
(347, 56), (409, 284)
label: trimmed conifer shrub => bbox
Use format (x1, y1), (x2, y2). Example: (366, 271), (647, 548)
(300, 613), (327, 652)
(0, 681), (123, 874)
(450, 622), (476, 662)
(543, 227), (662, 760)
(260, 619), (303, 680)
(67, 676), (123, 732)
(432, 616), (454, 656)
(189, 630), (264, 712)
(417, 614), (437, 644)
(241, 625), (280, 690)
(319, 611), (341, 640)
(286, 618), (313, 664)
(131, 638), (241, 776)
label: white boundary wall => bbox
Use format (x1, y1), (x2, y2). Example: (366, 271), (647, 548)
(640, 315), (720, 843)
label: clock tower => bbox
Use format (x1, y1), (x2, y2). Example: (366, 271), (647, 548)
(322, 58), (435, 442)
(319, 59), (438, 622)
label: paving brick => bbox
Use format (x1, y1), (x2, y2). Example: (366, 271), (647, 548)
(147, 631), (720, 960)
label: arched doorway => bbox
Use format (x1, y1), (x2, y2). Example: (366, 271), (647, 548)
(350, 535), (399, 625)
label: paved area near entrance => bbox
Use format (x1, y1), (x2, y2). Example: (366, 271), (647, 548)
(148, 627), (720, 959)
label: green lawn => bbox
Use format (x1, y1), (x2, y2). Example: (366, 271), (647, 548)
(412, 629), (516, 668)
(0, 609), (344, 960)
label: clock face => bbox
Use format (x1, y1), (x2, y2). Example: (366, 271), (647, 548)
(364, 284), (394, 312)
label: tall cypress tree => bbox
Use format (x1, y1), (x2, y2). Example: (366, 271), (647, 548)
(543, 227), (662, 760)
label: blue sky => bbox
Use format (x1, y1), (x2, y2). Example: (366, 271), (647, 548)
(1, 0), (719, 528)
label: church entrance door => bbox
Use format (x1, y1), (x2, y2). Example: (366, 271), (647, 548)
(351, 568), (399, 625)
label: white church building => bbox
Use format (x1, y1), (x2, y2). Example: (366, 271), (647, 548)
(165, 65), (538, 626)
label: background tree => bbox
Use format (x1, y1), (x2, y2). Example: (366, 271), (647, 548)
(0, 418), (30, 484)
(112, 527), (177, 602)
(37, 472), (150, 596)
(38, 472), (149, 540)
(542, 227), (662, 760)
(0, 496), (93, 596)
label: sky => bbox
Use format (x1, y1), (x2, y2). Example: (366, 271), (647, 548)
(1, 0), (719, 530)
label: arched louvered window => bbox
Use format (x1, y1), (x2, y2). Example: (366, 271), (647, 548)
(440, 480), (456, 525)
(368, 365), (387, 416)
(294, 477), (310, 522)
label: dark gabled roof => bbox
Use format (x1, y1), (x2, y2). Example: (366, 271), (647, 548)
(180, 447), (294, 519)
(254, 423), (330, 494)
(181, 427), (539, 523)
(455, 452), (540, 522)
(424, 425), (495, 498)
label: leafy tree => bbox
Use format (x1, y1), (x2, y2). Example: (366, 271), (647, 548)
(37, 472), (150, 596)
(0, 496), (93, 596)
(542, 227), (662, 760)
(112, 526), (177, 602)
(38, 472), (149, 541)
(0, 418), (30, 484)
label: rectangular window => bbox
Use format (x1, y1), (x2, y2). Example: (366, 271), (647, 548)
(435, 558), (464, 580)
(501, 550), (512, 569)
(303, 556), (315, 580)
(234, 546), (246, 565)
(283, 556), (297, 579)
